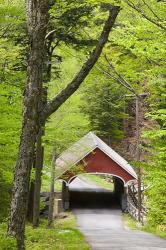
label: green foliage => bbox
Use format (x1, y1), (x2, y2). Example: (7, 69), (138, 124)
(142, 52), (166, 227)
(0, 236), (17, 250)
(81, 67), (126, 140)
(0, 223), (17, 249)
(0, 0), (25, 221)
(143, 124), (166, 227)
(50, 0), (95, 44)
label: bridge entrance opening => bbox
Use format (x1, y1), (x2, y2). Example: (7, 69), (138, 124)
(69, 174), (125, 210)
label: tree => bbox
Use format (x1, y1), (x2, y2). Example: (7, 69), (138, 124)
(7, 1), (50, 249)
(32, 0), (100, 227)
(7, 1), (120, 249)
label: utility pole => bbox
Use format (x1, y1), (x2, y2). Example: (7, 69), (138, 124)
(135, 96), (141, 222)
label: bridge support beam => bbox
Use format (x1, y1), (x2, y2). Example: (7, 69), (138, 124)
(62, 181), (70, 210)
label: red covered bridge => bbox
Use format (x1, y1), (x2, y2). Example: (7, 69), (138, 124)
(55, 132), (138, 212)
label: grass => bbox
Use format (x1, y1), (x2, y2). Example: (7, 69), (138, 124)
(123, 214), (166, 239)
(0, 212), (90, 250)
(123, 213), (141, 230)
(83, 174), (114, 191)
(143, 225), (166, 239)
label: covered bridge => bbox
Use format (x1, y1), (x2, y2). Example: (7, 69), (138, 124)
(55, 132), (137, 211)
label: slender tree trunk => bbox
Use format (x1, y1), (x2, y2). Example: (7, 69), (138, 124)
(27, 180), (35, 222)
(32, 131), (44, 227)
(136, 96), (142, 222)
(7, 1), (49, 249)
(26, 153), (36, 222)
(48, 155), (56, 228)
(33, 88), (47, 227)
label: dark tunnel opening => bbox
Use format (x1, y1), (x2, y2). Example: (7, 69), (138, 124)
(69, 189), (120, 209)
(68, 176), (125, 210)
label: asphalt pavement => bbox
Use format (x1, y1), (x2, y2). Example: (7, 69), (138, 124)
(69, 177), (166, 250)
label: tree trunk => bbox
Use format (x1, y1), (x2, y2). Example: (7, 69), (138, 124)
(32, 131), (44, 227)
(27, 180), (35, 222)
(7, 1), (49, 249)
(136, 96), (142, 222)
(48, 155), (56, 228)
(26, 153), (36, 222)
(33, 88), (47, 228)
(32, 30), (55, 227)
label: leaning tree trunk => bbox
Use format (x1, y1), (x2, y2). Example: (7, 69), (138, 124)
(7, 1), (49, 249)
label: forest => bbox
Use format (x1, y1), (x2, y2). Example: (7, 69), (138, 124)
(0, 0), (166, 249)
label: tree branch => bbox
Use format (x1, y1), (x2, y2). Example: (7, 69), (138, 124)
(124, 0), (166, 31)
(95, 63), (135, 94)
(41, 6), (120, 121)
(141, 0), (162, 22)
(103, 53), (136, 94)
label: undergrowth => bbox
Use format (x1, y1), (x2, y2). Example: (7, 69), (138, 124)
(0, 212), (90, 250)
(123, 213), (166, 239)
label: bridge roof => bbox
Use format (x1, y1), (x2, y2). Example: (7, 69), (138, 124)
(55, 132), (137, 179)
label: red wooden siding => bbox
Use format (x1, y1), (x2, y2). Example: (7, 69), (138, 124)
(80, 148), (135, 184)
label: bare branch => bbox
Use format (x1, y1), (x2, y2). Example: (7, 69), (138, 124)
(45, 29), (56, 40)
(124, 0), (166, 31)
(42, 6), (120, 121)
(141, 0), (162, 22)
(95, 64), (136, 94)
(103, 53), (137, 94)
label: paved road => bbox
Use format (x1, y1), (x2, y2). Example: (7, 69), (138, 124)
(74, 208), (166, 250)
(70, 177), (166, 250)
